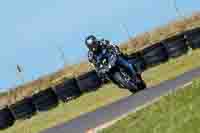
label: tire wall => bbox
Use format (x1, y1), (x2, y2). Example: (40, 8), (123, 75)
(9, 97), (36, 120)
(32, 88), (58, 112)
(162, 33), (189, 58)
(140, 43), (169, 68)
(53, 78), (81, 102)
(184, 28), (200, 49)
(0, 107), (15, 130)
(76, 70), (102, 93)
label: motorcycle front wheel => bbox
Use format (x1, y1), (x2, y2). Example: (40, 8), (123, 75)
(111, 68), (142, 93)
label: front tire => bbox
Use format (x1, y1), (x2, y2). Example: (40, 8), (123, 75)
(137, 76), (147, 90)
(111, 70), (141, 93)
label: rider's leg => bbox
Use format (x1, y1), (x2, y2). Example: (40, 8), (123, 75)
(117, 56), (137, 77)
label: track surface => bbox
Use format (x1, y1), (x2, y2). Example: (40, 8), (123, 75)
(41, 67), (200, 133)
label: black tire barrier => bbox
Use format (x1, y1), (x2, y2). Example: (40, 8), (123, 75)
(140, 43), (168, 68)
(54, 78), (81, 102)
(32, 88), (58, 112)
(127, 52), (146, 73)
(0, 107), (15, 130)
(162, 34), (189, 58)
(9, 97), (36, 120)
(76, 70), (102, 93)
(184, 28), (200, 49)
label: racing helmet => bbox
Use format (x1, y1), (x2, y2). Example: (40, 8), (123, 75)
(85, 35), (99, 51)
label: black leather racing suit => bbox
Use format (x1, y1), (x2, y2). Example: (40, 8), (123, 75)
(88, 39), (137, 78)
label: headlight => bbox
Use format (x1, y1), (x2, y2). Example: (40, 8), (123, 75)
(108, 64), (112, 69)
(102, 59), (107, 64)
(100, 64), (103, 68)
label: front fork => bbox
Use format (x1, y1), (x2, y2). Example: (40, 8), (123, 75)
(116, 56), (139, 78)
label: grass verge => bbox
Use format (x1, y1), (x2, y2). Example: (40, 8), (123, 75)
(101, 76), (200, 133)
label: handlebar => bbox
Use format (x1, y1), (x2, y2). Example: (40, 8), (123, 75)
(96, 51), (118, 74)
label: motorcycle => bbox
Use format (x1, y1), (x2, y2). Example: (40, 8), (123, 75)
(94, 49), (146, 93)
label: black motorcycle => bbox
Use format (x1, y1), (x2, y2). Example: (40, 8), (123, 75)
(94, 49), (146, 93)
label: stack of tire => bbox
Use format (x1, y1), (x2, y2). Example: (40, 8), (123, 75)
(139, 32), (189, 69)
(0, 77), (84, 130)
(32, 88), (58, 111)
(9, 97), (36, 120)
(76, 70), (102, 93)
(54, 78), (81, 102)
(162, 33), (189, 58)
(184, 27), (200, 49)
(0, 107), (15, 130)
(140, 43), (168, 68)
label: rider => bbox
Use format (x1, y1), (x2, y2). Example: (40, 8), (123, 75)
(85, 35), (137, 78)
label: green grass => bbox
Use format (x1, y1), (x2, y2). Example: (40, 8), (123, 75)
(1, 49), (200, 133)
(101, 77), (200, 133)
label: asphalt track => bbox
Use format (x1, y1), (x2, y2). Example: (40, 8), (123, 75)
(41, 67), (200, 133)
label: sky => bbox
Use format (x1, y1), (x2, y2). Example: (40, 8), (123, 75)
(0, 0), (199, 91)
